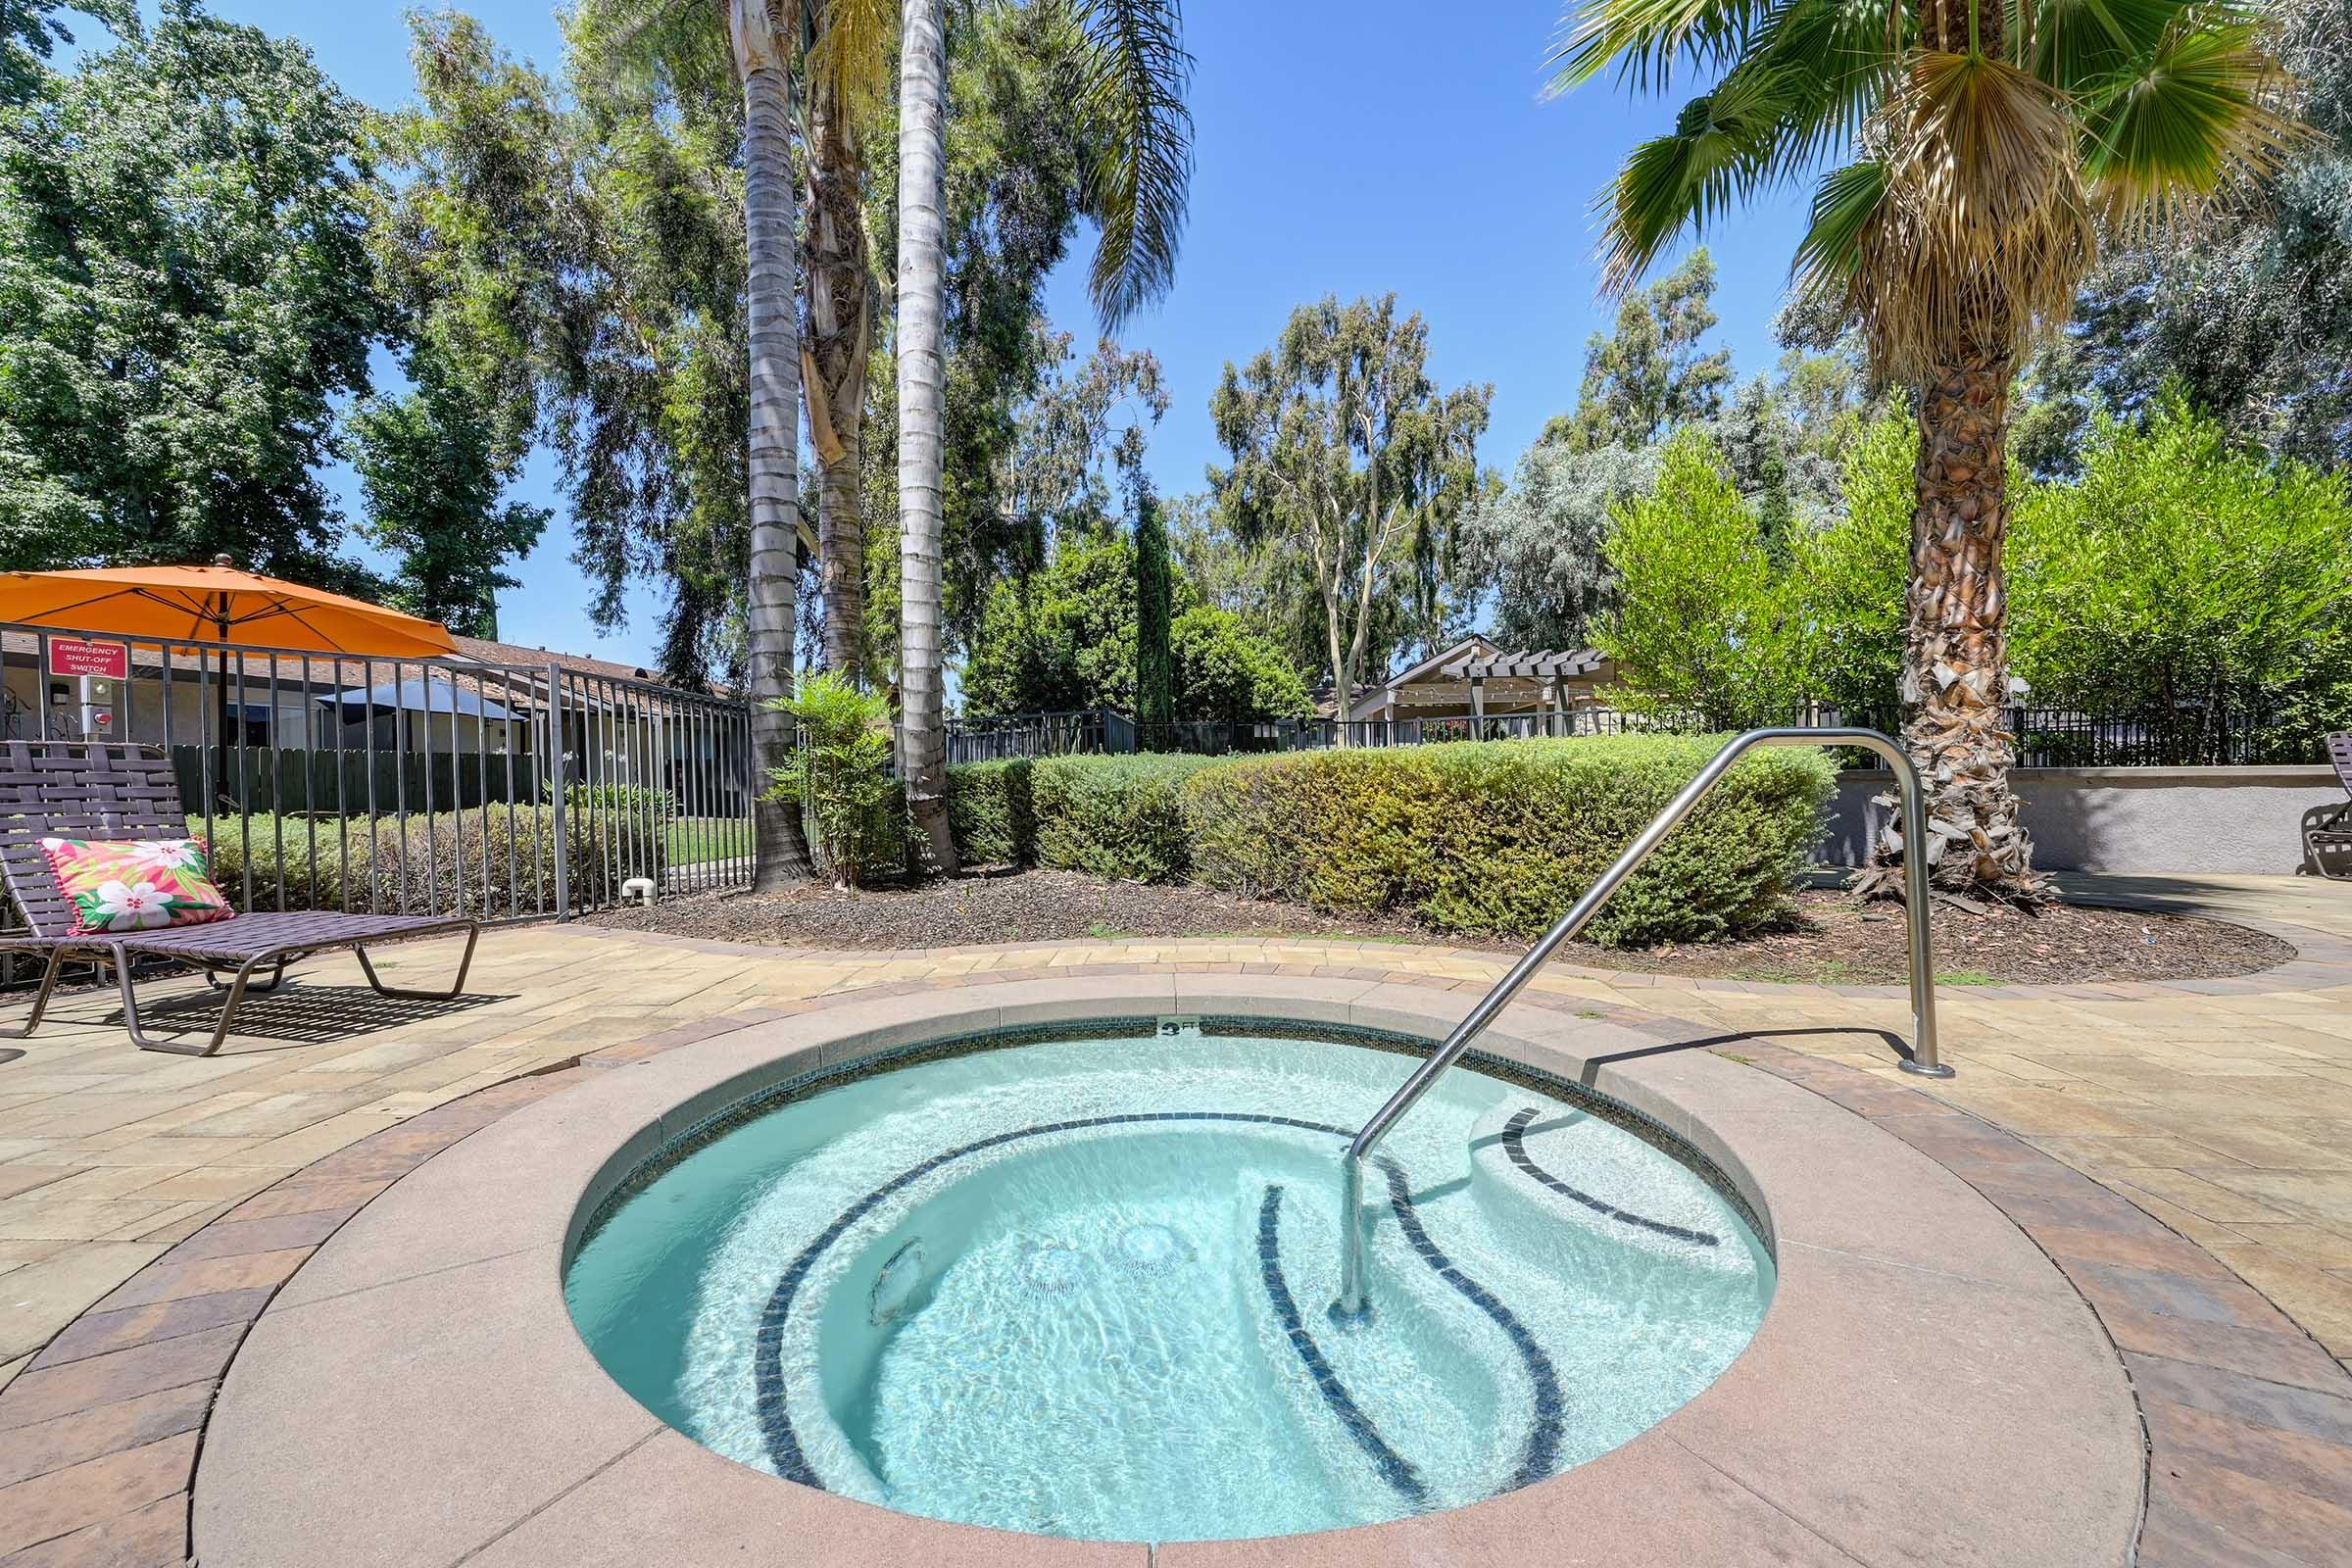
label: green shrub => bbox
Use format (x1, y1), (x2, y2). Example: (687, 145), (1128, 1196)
(947, 759), (1036, 867)
(1029, 753), (1228, 883)
(1182, 735), (1832, 946)
(767, 674), (903, 887)
(195, 804), (663, 916)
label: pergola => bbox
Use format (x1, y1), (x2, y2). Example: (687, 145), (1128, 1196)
(1345, 637), (1617, 730)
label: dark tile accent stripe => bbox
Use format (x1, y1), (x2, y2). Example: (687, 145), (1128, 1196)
(1376, 1157), (1565, 1493)
(1500, 1106), (1720, 1248)
(753, 1109), (1358, 1486)
(1255, 1185), (1429, 1507)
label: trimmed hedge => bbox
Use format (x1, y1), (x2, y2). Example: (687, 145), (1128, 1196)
(196, 805), (664, 917)
(1030, 754), (1226, 883)
(946, 759), (1034, 868)
(1181, 736), (1833, 946)
(945, 754), (1225, 883)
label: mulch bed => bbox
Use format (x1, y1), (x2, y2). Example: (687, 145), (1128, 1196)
(586, 871), (2295, 986)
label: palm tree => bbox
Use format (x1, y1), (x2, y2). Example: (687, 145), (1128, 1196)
(805, 0), (893, 684)
(578, 0), (820, 889)
(1553, 0), (2303, 897)
(896, 0), (1197, 872)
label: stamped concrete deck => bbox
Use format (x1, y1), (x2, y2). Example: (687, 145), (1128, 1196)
(0, 871), (2346, 1562)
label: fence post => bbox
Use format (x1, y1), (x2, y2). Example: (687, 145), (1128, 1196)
(547, 663), (572, 920)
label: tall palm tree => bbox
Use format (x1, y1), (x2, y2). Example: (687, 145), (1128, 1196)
(577, 0), (820, 889)
(805, 0), (893, 684)
(1553, 0), (2303, 897)
(897, 0), (1197, 871)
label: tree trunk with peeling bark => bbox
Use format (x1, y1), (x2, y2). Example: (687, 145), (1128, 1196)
(1866, 347), (2040, 899)
(895, 0), (956, 873)
(806, 74), (870, 685)
(733, 0), (816, 891)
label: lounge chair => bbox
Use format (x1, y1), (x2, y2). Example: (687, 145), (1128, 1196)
(0, 741), (477, 1054)
(2308, 732), (2352, 882)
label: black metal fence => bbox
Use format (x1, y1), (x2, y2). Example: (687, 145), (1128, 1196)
(0, 622), (758, 939)
(952, 700), (2336, 769)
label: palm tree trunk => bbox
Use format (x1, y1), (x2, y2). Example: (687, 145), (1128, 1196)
(896, 0), (956, 872)
(807, 75), (871, 685)
(1876, 346), (2038, 897)
(733, 0), (816, 891)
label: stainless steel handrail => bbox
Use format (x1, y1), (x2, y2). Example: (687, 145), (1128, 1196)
(1331, 727), (1950, 1325)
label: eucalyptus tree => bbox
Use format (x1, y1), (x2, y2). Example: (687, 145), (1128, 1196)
(1554, 0), (2307, 896)
(896, 0), (1196, 870)
(1208, 295), (1493, 726)
(1545, 248), (1732, 451)
(573, 0), (814, 887)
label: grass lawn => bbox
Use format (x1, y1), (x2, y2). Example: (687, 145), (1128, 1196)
(666, 816), (749, 866)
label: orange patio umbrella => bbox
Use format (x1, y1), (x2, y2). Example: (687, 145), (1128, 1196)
(0, 555), (458, 657)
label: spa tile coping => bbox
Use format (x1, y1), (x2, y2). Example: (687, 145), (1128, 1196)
(9, 967), (2348, 1564)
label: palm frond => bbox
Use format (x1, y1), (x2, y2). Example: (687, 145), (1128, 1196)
(2025, 0), (2178, 93)
(2077, 19), (2311, 233)
(568, 0), (740, 91)
(1755, 0), (1906, 166)
(1545, 0), (1779, 95)
(1789, 157), (1888, 297)
(1073, 0), (1196, 328)
(808, 0), (896, 124)
(1593, 65), (1800, 289)
(1856, 49), (2095, 375)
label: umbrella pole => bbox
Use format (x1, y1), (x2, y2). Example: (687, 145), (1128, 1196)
(215, 600), (233, 808)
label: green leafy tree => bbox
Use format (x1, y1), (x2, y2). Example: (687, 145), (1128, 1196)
(1544, 248), (1732, 451)
(349, 368), (552, 639)
(1453, 442), (1658, 653)
(964, 531), (1142, 713)
(1788, 410), (1917, 718)
(1558, 0), (2307, 895)
(1209, 295), (1492, 722)
(2008, 394), (2352, 736)
(963, 528), (1306, 721)
(1592, 431), (1810, 729)
(1, 0), (121, 106)
(1170, 605), (1312, 723)
(0, 0), (384, 582)
(366, 12), (572, 640)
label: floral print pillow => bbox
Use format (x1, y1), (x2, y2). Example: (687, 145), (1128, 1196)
(38, 838), (236, 935)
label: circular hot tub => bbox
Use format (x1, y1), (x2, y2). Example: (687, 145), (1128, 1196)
(564, 1017), (1773, 1543)
(192, 975), (2143, 1568)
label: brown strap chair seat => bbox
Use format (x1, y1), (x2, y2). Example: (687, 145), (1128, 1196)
(0, 741), (477, 1054)
(2308, 732), (2352, 881)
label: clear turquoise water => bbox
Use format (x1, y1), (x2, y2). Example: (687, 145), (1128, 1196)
(564, 1020), (1772, 1544)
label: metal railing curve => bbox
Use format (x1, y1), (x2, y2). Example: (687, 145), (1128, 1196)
(1331, 726), (1949, 1325)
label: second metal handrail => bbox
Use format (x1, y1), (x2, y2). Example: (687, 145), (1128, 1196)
(1331, 727), (1950, 1325)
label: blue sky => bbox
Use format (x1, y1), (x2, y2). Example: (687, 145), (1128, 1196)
(172, 1), (1814, 666)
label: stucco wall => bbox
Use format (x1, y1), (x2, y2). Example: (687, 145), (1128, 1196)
(1820, 766), (2350, 877)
